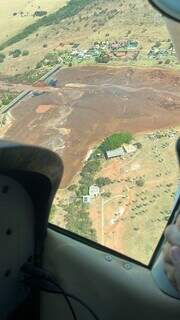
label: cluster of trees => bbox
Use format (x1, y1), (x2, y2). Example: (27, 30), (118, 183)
(95, 51), (110, 64)
(95, 177), (112, 187)
(64, 201), (96, 241)
(0, 91), (17, 107)
(33, 10), (47, 17)
(136, 178), (145, 187)
(0, 0), (94, 51)
(9, 49), (29, 58)
(99, 132), (133, 153)
(0, 53), (6, 63)
(0, 49), (29, 63)
(75, 159), (101, 197)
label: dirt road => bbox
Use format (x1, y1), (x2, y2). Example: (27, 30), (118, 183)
(0, 80), (60, 94)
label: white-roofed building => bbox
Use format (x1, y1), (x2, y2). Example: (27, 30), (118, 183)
(83, 195), (91, 204)
(89, 185), (100, 198)
(106, 147), (125, 159)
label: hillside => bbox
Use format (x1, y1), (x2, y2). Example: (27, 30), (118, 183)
(0, 0), (68, 45)
(0, 0), (173, 79)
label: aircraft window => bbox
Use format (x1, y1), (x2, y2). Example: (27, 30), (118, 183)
(0, 1), (179, 265)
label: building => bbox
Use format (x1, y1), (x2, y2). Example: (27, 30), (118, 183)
(89, 185), (100, 198)
(83, 196), (91, 204)
(123, 144), (137, 154)
(106, 147), (125, 159)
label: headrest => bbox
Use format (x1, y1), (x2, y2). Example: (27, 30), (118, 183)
(0, 140), (63, 318)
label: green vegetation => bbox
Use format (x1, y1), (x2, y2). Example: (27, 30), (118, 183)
(95, 177), (112, 187)
(49, 204), (56, 221)
(10, 66), (50, 83)
(0, 52), (5, 63)
(75, 159), (101, 197)
(61, 131), (133, 241)
(102, 191), (111, 198)
(82, 159), (101, 176)
(136, 178), (145, 187)
(99, 132), (133, 152)
(22, 50), (30, 56)
(0, 0), (94, 51)
(63, 163), (99, 239)
(33, 10), (47, 17)
(95, 51), (110, 64)
(68, 184), (77, 192)
(9, 49), (21, 58)
(62, 158), (101, 240)
(0, 91), (18, 107)
(64, 202), (96, 240)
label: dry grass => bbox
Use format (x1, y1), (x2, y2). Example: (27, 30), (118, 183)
(0, 0), (171, 77)
(55, 127), (180, 265)
(0, 0), (68, 45)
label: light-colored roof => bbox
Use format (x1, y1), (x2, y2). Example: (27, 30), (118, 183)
(123, 144), (137, 153)
(106, 147), (125, 159)
(89, 185), (100, 195)
(83, 195), (91, 203)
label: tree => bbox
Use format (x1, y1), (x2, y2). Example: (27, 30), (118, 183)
(81, 160), (101, 176)
(100, 132), (133, 152)
(68, 184), (77, 192)
(95, 52), (110, 64)
(22, 50), (29, 56)
(0, 52), (5, 63)
(134, 142), (142, 149)
(136, 178), (145, 187)
(34, 10), (47, 17)
(95, 177), (112, 187)
(9, 49), (21, 58)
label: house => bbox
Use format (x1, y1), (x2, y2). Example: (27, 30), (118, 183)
(106, 147), (125, 159)
(89, 185), (100, 198)
(83, 196), (91, 204)
(123, 144), (137, 154)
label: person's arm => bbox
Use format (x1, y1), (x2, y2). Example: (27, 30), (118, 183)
(163, 215), (180, 291)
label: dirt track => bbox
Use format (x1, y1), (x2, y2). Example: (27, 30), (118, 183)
(3, 65), (180, 188)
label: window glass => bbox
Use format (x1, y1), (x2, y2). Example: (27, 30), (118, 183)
(1, 0), (180, 265)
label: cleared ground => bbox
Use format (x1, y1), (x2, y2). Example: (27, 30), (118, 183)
(3, 65), (180, 189)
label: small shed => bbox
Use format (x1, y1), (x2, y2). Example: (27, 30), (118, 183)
(106, 147), (125, 159)
(89, 185), (100, 198)
(83, 195), (91, 204)
(123, 144), (137, 154)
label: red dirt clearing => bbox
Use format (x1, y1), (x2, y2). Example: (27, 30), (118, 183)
(3, 65), (180, 188)
(36, 104), (55, 113)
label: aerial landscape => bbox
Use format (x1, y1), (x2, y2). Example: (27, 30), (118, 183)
(0, 0), (180, 265)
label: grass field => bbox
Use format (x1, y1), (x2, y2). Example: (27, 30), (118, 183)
(0, 0), (68, 45)
(53, 127), (180, 265)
